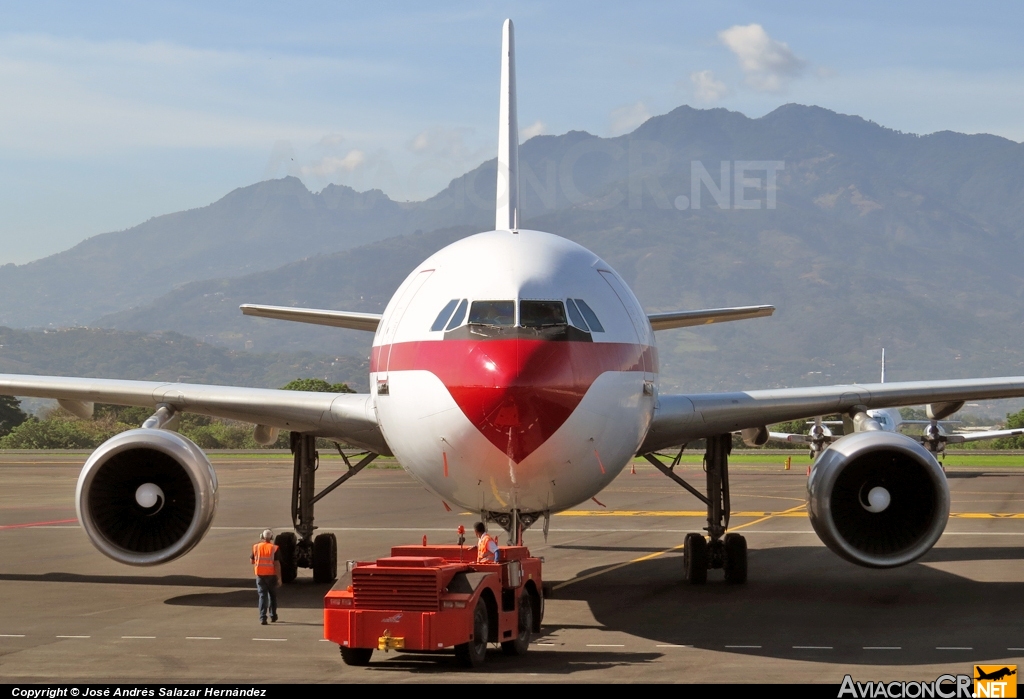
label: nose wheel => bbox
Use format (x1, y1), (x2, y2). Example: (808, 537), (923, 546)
(645, 434), (748, 585)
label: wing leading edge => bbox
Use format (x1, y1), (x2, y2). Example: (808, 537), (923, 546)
(640, 376), (1024, 454)
(0, 374), (389, 455)
(240, 304), (382, 332)
(647, 305), (775, 331)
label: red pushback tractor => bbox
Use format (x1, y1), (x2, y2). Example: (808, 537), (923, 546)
(324, 543), (543, 668)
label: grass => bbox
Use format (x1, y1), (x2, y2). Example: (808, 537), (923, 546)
(640, 450), (1024, 468)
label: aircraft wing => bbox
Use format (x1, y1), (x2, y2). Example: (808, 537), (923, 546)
(945, 427), (1024, 444)
(640, 377), (1024, 453)
(647, 305), (775, 331)
(240, 304), (382, 332)
(767, 431), (818, 445)
(0, 374), (389, 455)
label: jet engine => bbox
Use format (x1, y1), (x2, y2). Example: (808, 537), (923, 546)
(76, 428), (218, 566)
(807, 431), (949, 568)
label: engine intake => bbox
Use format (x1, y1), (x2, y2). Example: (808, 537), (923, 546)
(76, 429), (218, 566)
(807, 431), (949, 568)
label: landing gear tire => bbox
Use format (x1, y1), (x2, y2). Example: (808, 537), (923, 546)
(723, 533), (747, 584)
(340, 646), (373, 666)
(501, 593), (533, 656)
(683, 533), (708, 585)
(455, 598), (489, 668)
(275, 532), (297, 583)
(313, 533), (337, 583)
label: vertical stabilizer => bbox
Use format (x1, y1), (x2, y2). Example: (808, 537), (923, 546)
(881, 348), (886, 384)
(495, 19), (519, 231)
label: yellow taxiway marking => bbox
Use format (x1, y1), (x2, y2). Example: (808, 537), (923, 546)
(551, 503), (808, 591)
(550, 510), (1024, 519)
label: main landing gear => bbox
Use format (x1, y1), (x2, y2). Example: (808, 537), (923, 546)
(643, 433), (747, 585)
(277, 433), (377, 584)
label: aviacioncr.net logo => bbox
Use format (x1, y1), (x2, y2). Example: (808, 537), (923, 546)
(839, 674), (973, 698)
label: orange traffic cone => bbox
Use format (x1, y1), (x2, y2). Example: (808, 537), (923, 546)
(630, 462), (636, 475)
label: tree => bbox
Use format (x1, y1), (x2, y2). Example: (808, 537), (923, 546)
(0, 395), (29, 438)
(992, 408), (1024, 449)
(280, 378), (355, 393)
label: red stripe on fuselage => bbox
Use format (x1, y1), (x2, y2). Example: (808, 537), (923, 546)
(373, 339), (657, 463)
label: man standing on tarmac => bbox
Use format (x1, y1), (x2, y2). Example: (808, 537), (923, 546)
(474, 522), (499, 563)
(251, 529), (282, 625)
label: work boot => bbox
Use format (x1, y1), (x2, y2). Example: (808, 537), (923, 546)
(271, 614), (278, 623)
(260, 619), (267, 625)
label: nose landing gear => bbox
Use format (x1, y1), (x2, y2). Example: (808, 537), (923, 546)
(644, 433), (747, 584)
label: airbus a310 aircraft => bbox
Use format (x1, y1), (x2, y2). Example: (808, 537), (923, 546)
(3, 20), (1024, 585)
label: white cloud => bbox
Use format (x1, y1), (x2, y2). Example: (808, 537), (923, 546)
(520, 120), (546, 140)
(316, 133), (346, 149)
(405, 125), (486, 163)
(300, 150), (366, 177)
(609, 101), (651, 135)
(718, 24), (806, 92)
(690, 70), (728, 102)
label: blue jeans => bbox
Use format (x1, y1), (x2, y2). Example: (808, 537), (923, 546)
(256, 575), (278, 621)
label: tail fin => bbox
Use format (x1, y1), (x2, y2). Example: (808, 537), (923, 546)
(495, 19), (520, 231)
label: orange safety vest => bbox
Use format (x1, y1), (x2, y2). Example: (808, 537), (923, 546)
(253, 542), (278, 577)
(477, 534), (497, 563)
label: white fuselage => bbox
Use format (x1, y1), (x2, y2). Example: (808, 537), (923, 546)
(371, 229), (657, 515)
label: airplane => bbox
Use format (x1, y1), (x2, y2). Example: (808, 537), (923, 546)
(768, 350), (1024, 458)
(975, 667), (1017, 682)
(3, 19), (1024, 587)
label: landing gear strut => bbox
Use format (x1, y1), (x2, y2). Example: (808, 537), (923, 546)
(643, 433), (747, 584)
(278, 433), (376, 583)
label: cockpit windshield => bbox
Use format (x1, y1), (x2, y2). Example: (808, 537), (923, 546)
(468, 300), (515, 327)
(520, 300), (567, 328)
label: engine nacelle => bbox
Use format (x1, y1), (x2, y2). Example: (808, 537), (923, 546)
(807, 431), (949, 568)
(75, 429), (219, 566)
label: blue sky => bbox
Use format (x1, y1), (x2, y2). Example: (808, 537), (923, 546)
(1, 1), (1021, 264)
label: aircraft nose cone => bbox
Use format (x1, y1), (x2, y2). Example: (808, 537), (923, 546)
(446, 340), (585, 463)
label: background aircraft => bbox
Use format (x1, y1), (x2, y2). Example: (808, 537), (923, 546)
(2, 20), (1024, 587)
(769, 350), (1024, 458)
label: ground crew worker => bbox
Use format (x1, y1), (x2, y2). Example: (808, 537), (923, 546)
(475, 522), (499, 563)
(250, 529), (281, 625)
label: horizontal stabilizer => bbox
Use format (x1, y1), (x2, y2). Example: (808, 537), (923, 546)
(647, 305), (775, 331)
(240, 304), (381, 332)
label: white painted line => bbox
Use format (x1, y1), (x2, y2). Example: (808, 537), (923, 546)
(864, 646), (901, 650)
(0, 634), (26, 638)
(56, 635), (90, 639)
(586, 644), (625, 647)
(793, 646), (833, 649)
(656, 644), (694, 648)
(186, 637), (220, 640)
(121, 636), (156, 639)
(936, 646), (973, 650)
(318, 639), (332, 642)
(536, 643), (555, 646)
(253, 638), (287, 642)
(1008, 648), (1024, 651)
(725, 645), (762, 648)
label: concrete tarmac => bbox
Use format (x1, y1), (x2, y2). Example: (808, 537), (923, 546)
(1, 451), (1024, 684)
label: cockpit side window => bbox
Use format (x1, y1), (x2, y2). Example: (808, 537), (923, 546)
(430, 299), (460, 332)
(468, 300), (515, 327)
(446, 299), (468, 330)
(573, 299), (605, 332)
(520, 300), (567, 328)
(565, 298), (590, 331)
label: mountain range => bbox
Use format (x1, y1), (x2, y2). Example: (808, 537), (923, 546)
(3, 103), (1024, 394)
